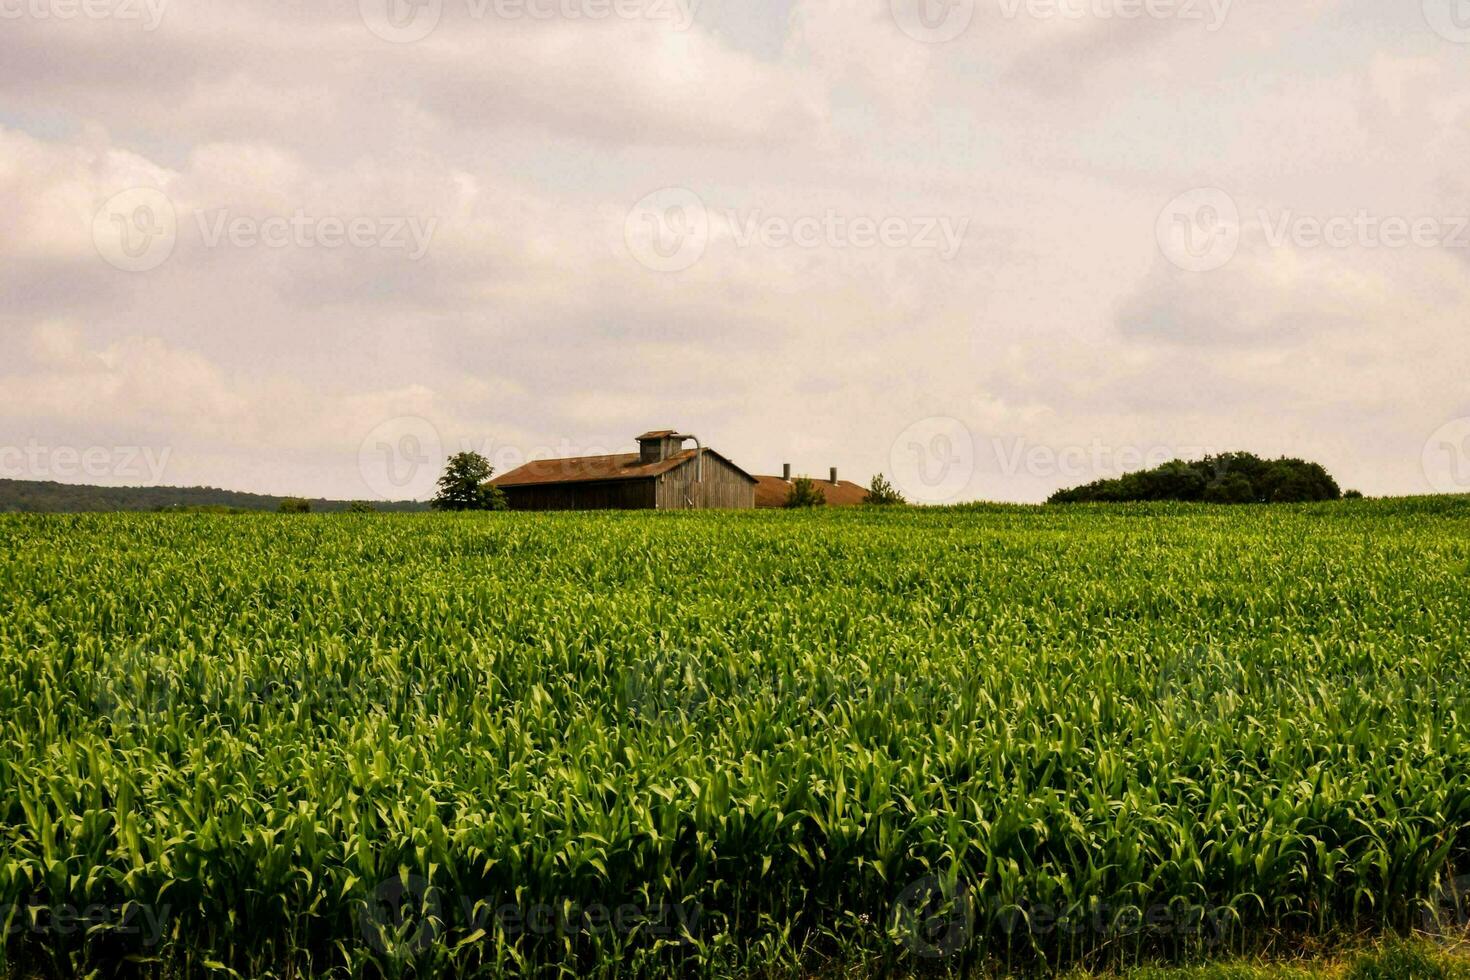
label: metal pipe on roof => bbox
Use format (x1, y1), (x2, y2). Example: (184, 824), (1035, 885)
(672, 433), (703, 509)
(673, 434), (703, 484)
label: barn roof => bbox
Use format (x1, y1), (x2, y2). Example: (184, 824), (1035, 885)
(753, 475), (870, 508)
(492, 449), (758, 488)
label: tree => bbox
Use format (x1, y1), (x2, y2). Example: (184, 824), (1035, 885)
(1203, 472), (1255, 504)
(1135, 460), (1209, 501)
(278, 497), (311, 514)
(1269, 470), (1322, 503)
(348, 501), (376, 513)
(784, 476), (826, 509)
(1049, 453), (1342, 505)
(431, 452), (508, 512)
(865, 473), (907, 506)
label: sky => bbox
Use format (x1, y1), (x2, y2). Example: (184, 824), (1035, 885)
(2, 0), (1469, 504)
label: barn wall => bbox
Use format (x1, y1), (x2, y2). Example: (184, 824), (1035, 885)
(656, 455), (756, 510)
(501, 479), (656, 512)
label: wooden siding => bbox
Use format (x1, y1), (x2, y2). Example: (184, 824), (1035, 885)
(500, 479), (657, 512)
(655, 454), (755, 510)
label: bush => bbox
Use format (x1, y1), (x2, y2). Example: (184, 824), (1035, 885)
(864, 473), (906, 506)
(278, 498), (311, 514)
(347, 501), (376, 513)
(784, 476), (826, 508)
(1049, 453), (1342, 505)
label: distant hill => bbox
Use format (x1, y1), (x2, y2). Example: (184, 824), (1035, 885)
(0, 479), (429, 514)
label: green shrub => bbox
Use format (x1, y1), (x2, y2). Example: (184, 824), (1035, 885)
(864, 473), (907, 506)
(784, 475), (826, 508)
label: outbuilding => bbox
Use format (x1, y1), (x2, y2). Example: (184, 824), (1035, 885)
(753, 465), (870, 508)
(490, 430), (758, 511)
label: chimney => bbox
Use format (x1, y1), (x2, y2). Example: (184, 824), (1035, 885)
(783, 463), (792, 481)
(830, 467), (839, 485)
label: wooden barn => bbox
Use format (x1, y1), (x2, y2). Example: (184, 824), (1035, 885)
(490, 430), (758, 512)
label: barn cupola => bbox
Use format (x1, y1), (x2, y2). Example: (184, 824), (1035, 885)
(637, 430), (683, 464)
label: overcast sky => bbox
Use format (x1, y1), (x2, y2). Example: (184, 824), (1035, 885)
(3, 0), (1469, 503)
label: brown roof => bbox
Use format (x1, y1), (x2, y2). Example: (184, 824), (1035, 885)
(493, 449), (757, 488)
(637, 429), (679, 440)
(754, 475), (870, 508)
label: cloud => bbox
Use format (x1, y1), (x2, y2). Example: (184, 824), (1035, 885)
(1, 0), (1468, 501)
(0, 1), (826, 151)
(1116, 242), (1392, 347)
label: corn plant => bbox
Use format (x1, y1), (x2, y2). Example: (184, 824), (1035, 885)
(0, 498), (1468, 977)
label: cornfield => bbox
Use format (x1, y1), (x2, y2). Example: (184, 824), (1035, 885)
(2, 499), (1469, 978)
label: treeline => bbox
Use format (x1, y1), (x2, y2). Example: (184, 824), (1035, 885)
(1049, 453), (1350, 505)
(0, 480), (428, 514)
